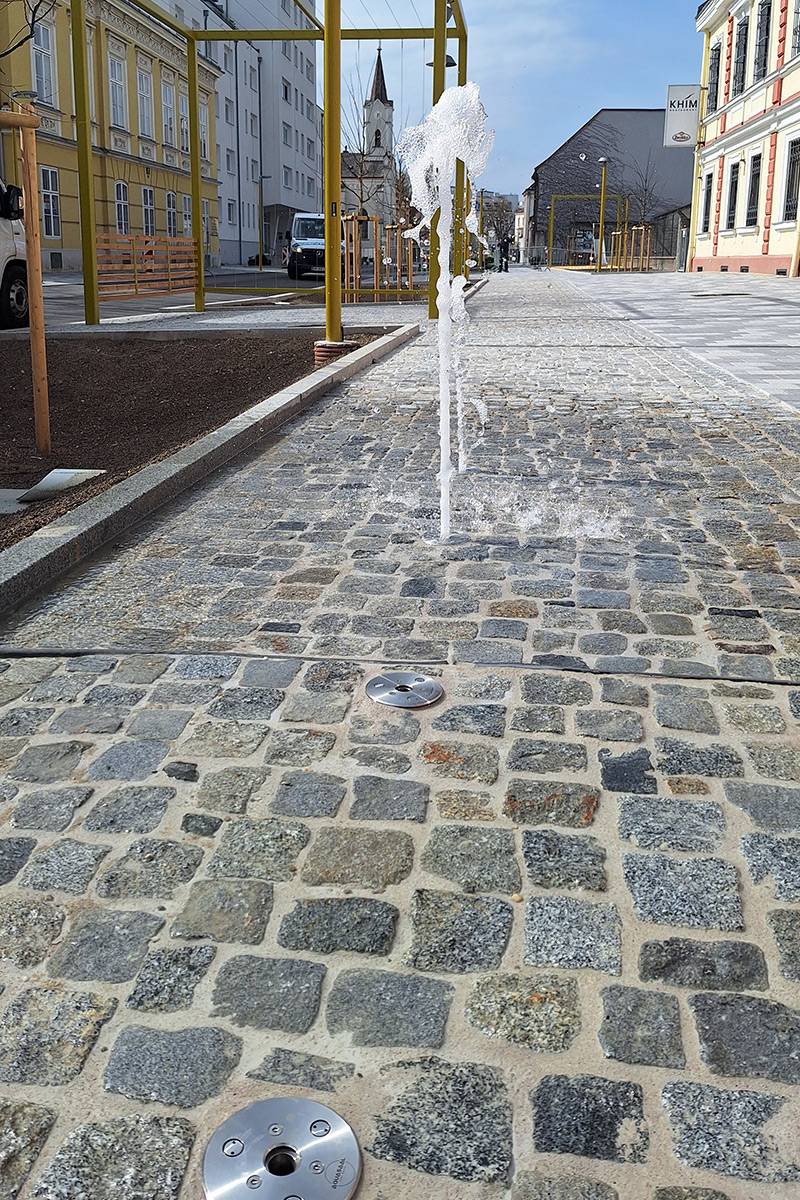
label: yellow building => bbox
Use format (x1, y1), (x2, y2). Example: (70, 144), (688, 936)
(693, 0), (800, 274)
(0, 0), (220, 271)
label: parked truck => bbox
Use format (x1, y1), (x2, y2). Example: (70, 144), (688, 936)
(0, 177), (28, 328)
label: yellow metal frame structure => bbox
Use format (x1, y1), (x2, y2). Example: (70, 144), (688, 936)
(547, 193), (623, 270)
(69, 0), (469, 335)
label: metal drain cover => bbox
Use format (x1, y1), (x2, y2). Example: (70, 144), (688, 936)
(366, 671), (444, 708)
(203, 1097), (362, 1199)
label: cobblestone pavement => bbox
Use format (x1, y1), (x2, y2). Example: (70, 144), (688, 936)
(2, 271), (800, 1199)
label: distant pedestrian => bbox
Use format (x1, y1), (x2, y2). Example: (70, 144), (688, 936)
(500, 236), (510, 272)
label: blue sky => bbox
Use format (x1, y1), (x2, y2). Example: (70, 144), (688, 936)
(338, 0), (705, 198)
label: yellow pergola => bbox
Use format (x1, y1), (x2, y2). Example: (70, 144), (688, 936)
(69, 0), (469, 340)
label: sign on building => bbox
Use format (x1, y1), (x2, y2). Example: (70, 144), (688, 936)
(664, 86), (701, 148)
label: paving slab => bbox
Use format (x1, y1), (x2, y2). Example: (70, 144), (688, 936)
(1, 271), (800, 1198)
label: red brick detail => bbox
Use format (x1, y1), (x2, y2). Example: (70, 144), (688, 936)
(777, 0), (789, 68)
(721, 113), (728, 133)
(763, 130), (779, 254)
(713, 155), (725, 256)
(723, 13), (735, 105)
(773, 77), (784, 106)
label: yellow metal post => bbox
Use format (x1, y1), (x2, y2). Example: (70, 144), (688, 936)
(70, 0), (99, 325)
(596, 158), (607, 274)
(428, 0), (447, 319)
(323, 0), (342, 342)
(464, 178), (471, 280)
(453, 30), (467, 279)
(547, 202), (555, 268)
(478, 188), (484, 270)
(187, 36), (205, 312)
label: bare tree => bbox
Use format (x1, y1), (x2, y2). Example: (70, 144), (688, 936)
(483, 195), (515, 243)
(533, 119), (623, 249)
(0, 0), (57, 62)
(625, 152), (672, 224)
(341, 66), (387, 216)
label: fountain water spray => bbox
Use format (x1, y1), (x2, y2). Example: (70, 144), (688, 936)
(398, 82), (493, 540)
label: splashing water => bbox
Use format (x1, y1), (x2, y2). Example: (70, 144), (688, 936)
(398, 82), (493, 541)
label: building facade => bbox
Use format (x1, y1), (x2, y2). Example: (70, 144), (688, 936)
(692, 0), (800, 274)
(524, 109), (694, 267)
(0, 0), (221, 271)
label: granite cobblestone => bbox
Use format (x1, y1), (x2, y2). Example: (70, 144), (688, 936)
(1, 273), (800, 1196)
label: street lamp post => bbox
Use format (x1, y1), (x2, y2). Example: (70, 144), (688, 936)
(596, 157), (607, 275)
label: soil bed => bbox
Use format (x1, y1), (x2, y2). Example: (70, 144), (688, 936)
(0, 328), (380, 551)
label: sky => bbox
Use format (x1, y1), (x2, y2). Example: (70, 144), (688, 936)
(337, 0), (705, 200)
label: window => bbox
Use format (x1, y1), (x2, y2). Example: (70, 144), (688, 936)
(307, 137), (314, 159)
(283, 165), (292, 188)
(227, 199), (236, 223)
(109, 54), (127, 128)
(282, 121), (292, 145)
(41, 167), (60, 237)
(701, 171), (713, 233)
(306, 177), (315, 198)
(250, 112), (258, 136)
(166, 190), (177, 236)
(295, 129), (299, 149)
(732, 16), (749, 96)
(223, 45), (233, 71)
(306, 98), (313, 120)
(226, 148), (235, 173)
(282, 40), (290, 57)
(137, 70), (153, 138)
(199, 102), (209, 158)
(32, 23), (55, 105)
(754, 0), (772, 82)
(374, 128), (382, 148)
(282, 78), (291, 102)
(142, 186), (155, 236)
(202, 198), (209, 246)
(746, 153), (762, 226)
(706, 42), (721, 115)
(175, 4), (184, 21)
(725, 161), (740, 229)
(251, 158), (258, 181)
(162, 82), (175, 144)
(794, 1), (800, 56)
(179, 93), (189, 152)
(784, 137), (800, 220)
(306, 58), (313, 81)
(182, 193), (191, 235)
(115, 180), (129, 235)
(250, 65), (257, 89)
(282, 0), (290, 9)
(294, 46), (299, 67)
(224, 98), (235, 125)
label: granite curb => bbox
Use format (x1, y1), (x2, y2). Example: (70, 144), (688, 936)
(0, 322), (419, 616)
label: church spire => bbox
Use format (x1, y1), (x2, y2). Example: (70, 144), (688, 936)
(368, 47), (389, 104)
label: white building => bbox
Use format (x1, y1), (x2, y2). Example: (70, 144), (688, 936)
(154, 0), (322, 265)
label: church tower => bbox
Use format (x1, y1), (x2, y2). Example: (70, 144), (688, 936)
(364, 48), (394, 157)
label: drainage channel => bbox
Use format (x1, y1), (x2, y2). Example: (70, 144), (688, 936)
(204, 1098), (361, 1199)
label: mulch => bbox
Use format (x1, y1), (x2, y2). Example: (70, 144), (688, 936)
(0, 329), (378, 552)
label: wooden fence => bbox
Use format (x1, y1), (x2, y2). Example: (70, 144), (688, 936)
(96, 235), (196, 300)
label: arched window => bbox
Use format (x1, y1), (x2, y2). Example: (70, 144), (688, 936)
(115, 180), (129, 235)
(374, 128), (381, 148)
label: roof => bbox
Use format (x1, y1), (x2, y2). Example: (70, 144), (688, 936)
(368, 48), (390, 104)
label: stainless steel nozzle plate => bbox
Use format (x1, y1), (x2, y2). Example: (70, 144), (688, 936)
(203, 1097), (362, 1199)
(366, 671), (444, 708)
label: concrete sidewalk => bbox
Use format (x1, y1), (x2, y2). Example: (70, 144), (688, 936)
(1, 270), (800, 1200)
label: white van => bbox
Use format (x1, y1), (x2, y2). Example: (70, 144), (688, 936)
(0, 178), (28, 328)
(286, 212), (345, 280)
